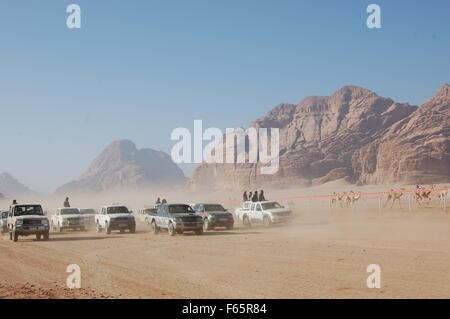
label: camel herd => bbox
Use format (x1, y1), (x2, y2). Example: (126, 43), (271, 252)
(329, 185), (449, 210)
(330, 191), (362, 209)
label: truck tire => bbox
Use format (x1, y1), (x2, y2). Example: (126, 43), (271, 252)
(58, 223), (63, 233)
(96, 222), (102, 233)
(13, 230), (18, 242)
(195, 228), (203, 235)
(43, 231), (50, 241)
(243, 216), (251, 228)
(203, 218), (212, 231)
(263, 216), (272, 227)
(151, 221), (159, 234)
(105, 222), (111, 235)
(36, 233), (42, 241)
(226, 223), (234, 230)
(168, 223), (176, 236)
(9, 230), (12, 241)
(130, 226), (136, 234)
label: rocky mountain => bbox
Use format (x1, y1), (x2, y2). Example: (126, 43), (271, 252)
(56, 140), (186, 194)
(189, 85), (450, 191)
(353, 84), (450, 184)
(0, 172), (34, 197)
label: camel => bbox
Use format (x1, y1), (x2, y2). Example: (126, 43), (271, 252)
(330, 192), (347, 209)
(414, 185), (435, 207)
(344, 191), (361, 208)
(438, 188), (449, 208)
(384, 188), (404, 209)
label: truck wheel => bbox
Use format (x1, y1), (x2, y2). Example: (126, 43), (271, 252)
(203, 218), (212, 231)
(9, 230), (12, 241)
(168, 223), (176, 236)
(58, 223), (63, 232)
(226, 223), (234, 230)
(263, 216), (272, 227)
(43, 231), (50, 241)
(243, 216), (251, 228)
(129, 226), (136, 234)
(195, 228), (203, 235)
(105, 222), (111, 235)
(13, 230), (19, 242)
(151, 221), (159, 234)
(96, 222), (102, 233)
(36, 233), (42, 241)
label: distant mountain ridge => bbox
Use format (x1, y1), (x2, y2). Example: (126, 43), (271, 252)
(0, 172), (34, 197)
(56, 140), (186, 194)
(189, 85), (450, 191)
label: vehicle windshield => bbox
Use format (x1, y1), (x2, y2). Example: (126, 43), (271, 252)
(107, 206), (129, 214)
(169, 205), (195, 215)
(60, 208), (80, 215)
(79, 209), (96, 215)
(204, 204), (226, 212)
(14, 205), (44, 216)
(261, 202), (283, 210)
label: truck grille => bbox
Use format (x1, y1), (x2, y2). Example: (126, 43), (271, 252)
(23, 219), (43, 225)
(182, 217), (200, 222)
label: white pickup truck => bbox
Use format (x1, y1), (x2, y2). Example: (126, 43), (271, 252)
(234, 201), (292, 227)
(7, 204), (50, 242)
(51, 208), (85, 232)
(96, 205), (136, 234)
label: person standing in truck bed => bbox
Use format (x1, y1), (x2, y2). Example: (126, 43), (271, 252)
(63, 197), (71, 208)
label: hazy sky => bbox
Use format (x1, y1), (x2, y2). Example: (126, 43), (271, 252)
(0, 0), (449, 193)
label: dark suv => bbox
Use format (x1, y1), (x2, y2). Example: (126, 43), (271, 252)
(192, 203), (234, 231)
(148, 204), (203, 236)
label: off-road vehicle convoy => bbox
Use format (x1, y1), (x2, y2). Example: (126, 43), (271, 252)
(235, 201), (292, 227)
(192, 203), (234, 230)
(96, 205), (136, 234)
(149, 204), (203, 236)
(7, 204), (50, 242)
(51, 208), (85, 232)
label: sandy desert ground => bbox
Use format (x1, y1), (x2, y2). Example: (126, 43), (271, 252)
(1, 194), (449, 299)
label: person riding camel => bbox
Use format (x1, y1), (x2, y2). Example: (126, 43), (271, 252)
(63, 197), (70, 208)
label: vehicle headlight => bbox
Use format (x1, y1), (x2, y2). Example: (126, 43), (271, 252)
(15, 220), (23, 226)
(42, 219), (49, 225)
(174, 217), (182, 222)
